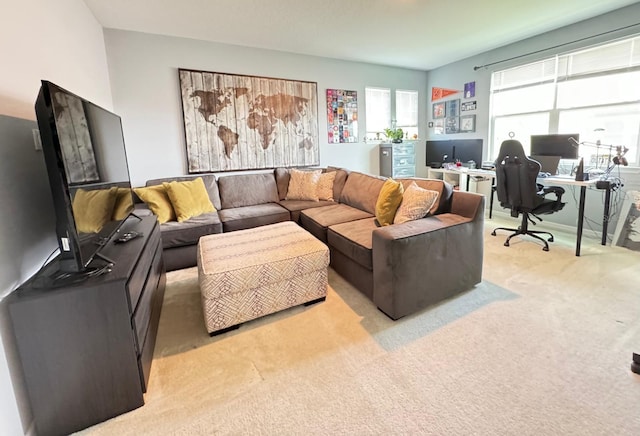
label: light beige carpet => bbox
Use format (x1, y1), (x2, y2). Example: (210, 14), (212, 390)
(81, 217), (640, 435)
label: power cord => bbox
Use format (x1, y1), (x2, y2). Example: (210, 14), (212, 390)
(564, 175), (625, 244)
(32, 259), (113, 290)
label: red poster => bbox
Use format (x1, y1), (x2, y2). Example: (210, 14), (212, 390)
(432, 87), (461, 101)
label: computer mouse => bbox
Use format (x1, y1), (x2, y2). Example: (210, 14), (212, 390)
(538, 172), (551, 178)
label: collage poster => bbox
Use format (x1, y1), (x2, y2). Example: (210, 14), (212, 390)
(327, 89), (358, 143)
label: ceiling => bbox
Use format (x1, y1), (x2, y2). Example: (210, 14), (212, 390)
(83, 0), (639, 71)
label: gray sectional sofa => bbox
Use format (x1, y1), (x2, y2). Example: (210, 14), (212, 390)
(138, 167), (485, 320)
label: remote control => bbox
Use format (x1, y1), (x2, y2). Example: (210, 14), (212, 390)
(115, 231), (142, 243)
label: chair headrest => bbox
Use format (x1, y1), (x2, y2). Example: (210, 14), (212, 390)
(495, 139), (526, 165)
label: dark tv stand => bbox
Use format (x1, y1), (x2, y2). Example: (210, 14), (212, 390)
(7, 215), (166, 435)
(94, 251), (115, 265)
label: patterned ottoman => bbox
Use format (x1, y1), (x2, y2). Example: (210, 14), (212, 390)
(197, 221), (329, 336)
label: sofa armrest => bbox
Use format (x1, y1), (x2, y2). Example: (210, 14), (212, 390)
(371, 207), (484, 320)
(450, 190), (485, 221)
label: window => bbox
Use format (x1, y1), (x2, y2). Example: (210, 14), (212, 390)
(395, 90), (419, 139)
(489, 35), (640, 167)
(365, 87), (419, 141)
(365, 87), (390, 140)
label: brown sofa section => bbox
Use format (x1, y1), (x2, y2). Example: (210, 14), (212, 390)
(145, 174), (223, 271)
(371, 199), (484, 320)
(322, 173), (485, 319)
(217, 172), (290, 232)
(139, 167), (484, 320)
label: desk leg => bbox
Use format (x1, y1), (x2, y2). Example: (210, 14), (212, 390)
(576, 186), (586, 256)
(602, 183), (611, 246)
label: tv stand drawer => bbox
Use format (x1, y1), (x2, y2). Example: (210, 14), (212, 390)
(127, 224), (161, 310)
(132, 241), (163, 354)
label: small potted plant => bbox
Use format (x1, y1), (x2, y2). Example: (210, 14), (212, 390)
(384, 128), (404, 143)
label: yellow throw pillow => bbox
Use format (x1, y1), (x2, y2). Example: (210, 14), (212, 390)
(317, 171), (336, 201)
(163, 177), (215, 222)
(134, 185), (176, 223)
(285, 169), (321, 201)
(72, 187), (118, 233)
(112, 187), (134, 220)
(375, 178), (404, 226)
(393, 182), (440, 224)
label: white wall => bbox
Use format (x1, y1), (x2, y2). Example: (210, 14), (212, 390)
(0, 0), (113, 434)
(103, 30), (429, 186)
(426, 2), (640, 233)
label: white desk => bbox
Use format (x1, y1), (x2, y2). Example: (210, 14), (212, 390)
(539, 176), (611, 256)
(428, 168), (612, 256)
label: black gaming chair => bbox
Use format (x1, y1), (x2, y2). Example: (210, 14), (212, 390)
(491, 139), (566, 251)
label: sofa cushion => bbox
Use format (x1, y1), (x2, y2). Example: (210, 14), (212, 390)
(274, 167), (291, 200)
(394, 182), (439, 224)
(146, 174), (221, 211)
(218, 173), (279, 209)
(159, 212), (222, 249)
(275, 167), (348, 201)
(339, 172), (385, 214)
(375, 178), (404, 226)
(218, 203), (290, 232)
(398, 178), (453, 215)
(300, 203), (373, 243)
(317, 171), (337, 201)
(134, 185), (176, 224)
(285, 169), (322, 201)
(163, 177), (216, 222)
(328, 218), (377, 270)
(278, 199), (336, 223)
(326, 167), (349, 201)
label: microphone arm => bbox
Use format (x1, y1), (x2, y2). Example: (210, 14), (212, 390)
(569, 136), (580, 147)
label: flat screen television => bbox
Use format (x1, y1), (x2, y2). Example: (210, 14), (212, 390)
(35, 80), (134, 272)
(530, 134), (580, 159)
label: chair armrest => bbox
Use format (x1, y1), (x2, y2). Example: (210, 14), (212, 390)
(539, 185), (565, 201)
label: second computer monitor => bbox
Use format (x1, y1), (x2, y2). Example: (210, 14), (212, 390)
(530, 134), (579, 159)
(453, 139), (484, 167)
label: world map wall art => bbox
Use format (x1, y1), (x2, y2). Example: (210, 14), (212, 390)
(179, 69), (319, 172)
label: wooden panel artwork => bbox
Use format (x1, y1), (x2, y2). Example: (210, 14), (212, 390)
(179, 69), (319, 172)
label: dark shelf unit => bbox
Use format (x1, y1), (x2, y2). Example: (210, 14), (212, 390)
(7, 215), (166, 436)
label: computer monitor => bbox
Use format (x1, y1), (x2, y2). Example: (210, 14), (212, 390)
(426, 139), (484, 168)
(452, 139), (483, 167)
(426, 141), (454, 168)
(530, 134), (579, 159)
